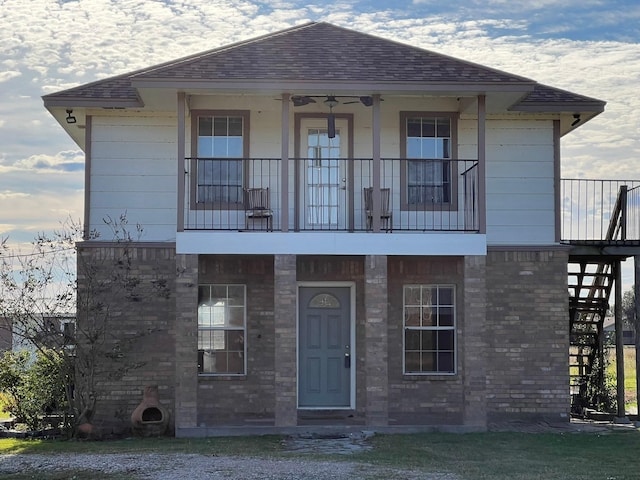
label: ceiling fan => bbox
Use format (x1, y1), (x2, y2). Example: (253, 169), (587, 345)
(291, 95), (375, 107)
(290, 95), (378, 138)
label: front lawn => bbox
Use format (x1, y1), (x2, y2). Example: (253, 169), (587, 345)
(1, 431), (639, 480)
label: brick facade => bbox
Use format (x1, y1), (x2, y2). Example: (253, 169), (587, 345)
(77, 243), (176, 435)
(387, 256), (466, 425)
(485, 248), (570, 424)
(80, 247), (570, 434)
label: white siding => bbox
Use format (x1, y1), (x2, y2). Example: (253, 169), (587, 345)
(484, 119), (556, 245)
(90, 115), (177, 241)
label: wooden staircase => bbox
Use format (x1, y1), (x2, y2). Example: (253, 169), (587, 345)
(567, 185), (630, 412)
(568, 259), (615, 412)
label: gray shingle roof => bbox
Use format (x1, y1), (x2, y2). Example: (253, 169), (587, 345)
(136, 22), (531, 83)
(43, 22), (604, 111)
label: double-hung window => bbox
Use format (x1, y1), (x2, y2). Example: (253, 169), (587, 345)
(193, 111), (248, 207)
(403, 285), (456, 374)
(197, 284), (246, 375)
(401, 113), (457, 209)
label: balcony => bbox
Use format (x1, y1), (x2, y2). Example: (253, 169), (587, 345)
(181, 158), (480, 234)
(561, 179), (640, 245)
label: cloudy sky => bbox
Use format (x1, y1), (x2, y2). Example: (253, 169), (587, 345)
(1, 0), (639, 256)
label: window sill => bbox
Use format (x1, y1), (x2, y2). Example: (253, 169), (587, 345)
(403, 373), (457, 381)
(198, 374), (247, 381)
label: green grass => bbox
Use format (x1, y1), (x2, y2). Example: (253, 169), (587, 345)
(607, 346), (638, 411)
(2, 432), (640, 480)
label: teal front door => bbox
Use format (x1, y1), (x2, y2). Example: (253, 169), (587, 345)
(298, 287), (351, 408)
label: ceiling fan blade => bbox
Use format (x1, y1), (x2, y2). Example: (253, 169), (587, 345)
(291, 96), (316, 107)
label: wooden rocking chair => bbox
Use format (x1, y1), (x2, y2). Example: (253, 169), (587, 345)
(244, 187), (273, 231)
(364, 187), (392, 232)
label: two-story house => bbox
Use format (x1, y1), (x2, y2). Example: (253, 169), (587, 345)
(43, 22), (606, 436)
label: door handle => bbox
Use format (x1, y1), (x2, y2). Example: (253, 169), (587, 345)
(344, 352), (351, 368)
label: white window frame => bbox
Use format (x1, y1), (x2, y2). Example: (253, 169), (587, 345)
(402, 284), (456, 375)
(197, 284), (247, 376)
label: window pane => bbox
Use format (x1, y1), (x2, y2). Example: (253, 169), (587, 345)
(422, 307), (436, 326)
(199, 117), (212, 136)
(423, 287), (435, 306)
(407, 137), (422, 158)
(198, 137), (213, 157)
(438, 287), (453, 305)
(405, 352), (421, 372)
(227, 285), (244, 305)
(227, 330), (244, 350)
(228, 306), (244, 327)
(407, 119), (422, 137)
(438, 330), (454, 350)
(198, 285), (211, 304)
(404, 306), (420, 326)
(228, 117), (243, 136)
(405, 330), (421, 350)
(213, 117), (228, 136)
(439, 306), (454, 326)
(438, 352), (454, 372)
(227, 351), (244, 374)
(422, 118), (436, 137)
(436, 118), (450, 137)
(404, 286), (421, 305)
(422, 330), (436, 350)
(198, 330), (212, 350)
(227, 138), (243, 157)
(421, 351), (436, 371)
(212, 137), (228, 156)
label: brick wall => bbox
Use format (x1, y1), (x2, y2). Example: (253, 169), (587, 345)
(387, 256), (466, 425)
(77, 243), (176, 435)
(196, 255), (276, 426)
(485, 248), (570, 423)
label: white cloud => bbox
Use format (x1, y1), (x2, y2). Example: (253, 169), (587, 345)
(0, 70), (21, 82)
(0, 0), (639, 251)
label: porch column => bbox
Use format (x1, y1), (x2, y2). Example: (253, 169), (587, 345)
(614, 260), (629, 422)
(274, 254), (297, 426)
(365, 254), (389, 425)
(177, 92), (186, 233)
(371, 94), (382, 232)
(635, 256), (640, 426)
(463, 255), (488, 428)
(477, 95), (487, 234)
(174, 253), (199, 436)
(280, 93), (290, 232)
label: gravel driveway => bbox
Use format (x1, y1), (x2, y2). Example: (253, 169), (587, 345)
(0, 452), (459, 479)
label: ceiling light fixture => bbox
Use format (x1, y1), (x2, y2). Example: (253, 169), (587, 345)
(66, 109), (77, 124)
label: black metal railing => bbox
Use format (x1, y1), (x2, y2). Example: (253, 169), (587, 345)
(183, 157), (480, 233)
(561, 179), (640, 242)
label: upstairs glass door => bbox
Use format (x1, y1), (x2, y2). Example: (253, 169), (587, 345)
(301, 118), (348, 230)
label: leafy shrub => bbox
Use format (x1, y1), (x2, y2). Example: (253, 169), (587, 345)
(0, 349), (67, 430)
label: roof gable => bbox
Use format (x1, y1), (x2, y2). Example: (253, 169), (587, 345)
(134, 22), (532, 84)
(42, 22), (604, 115)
